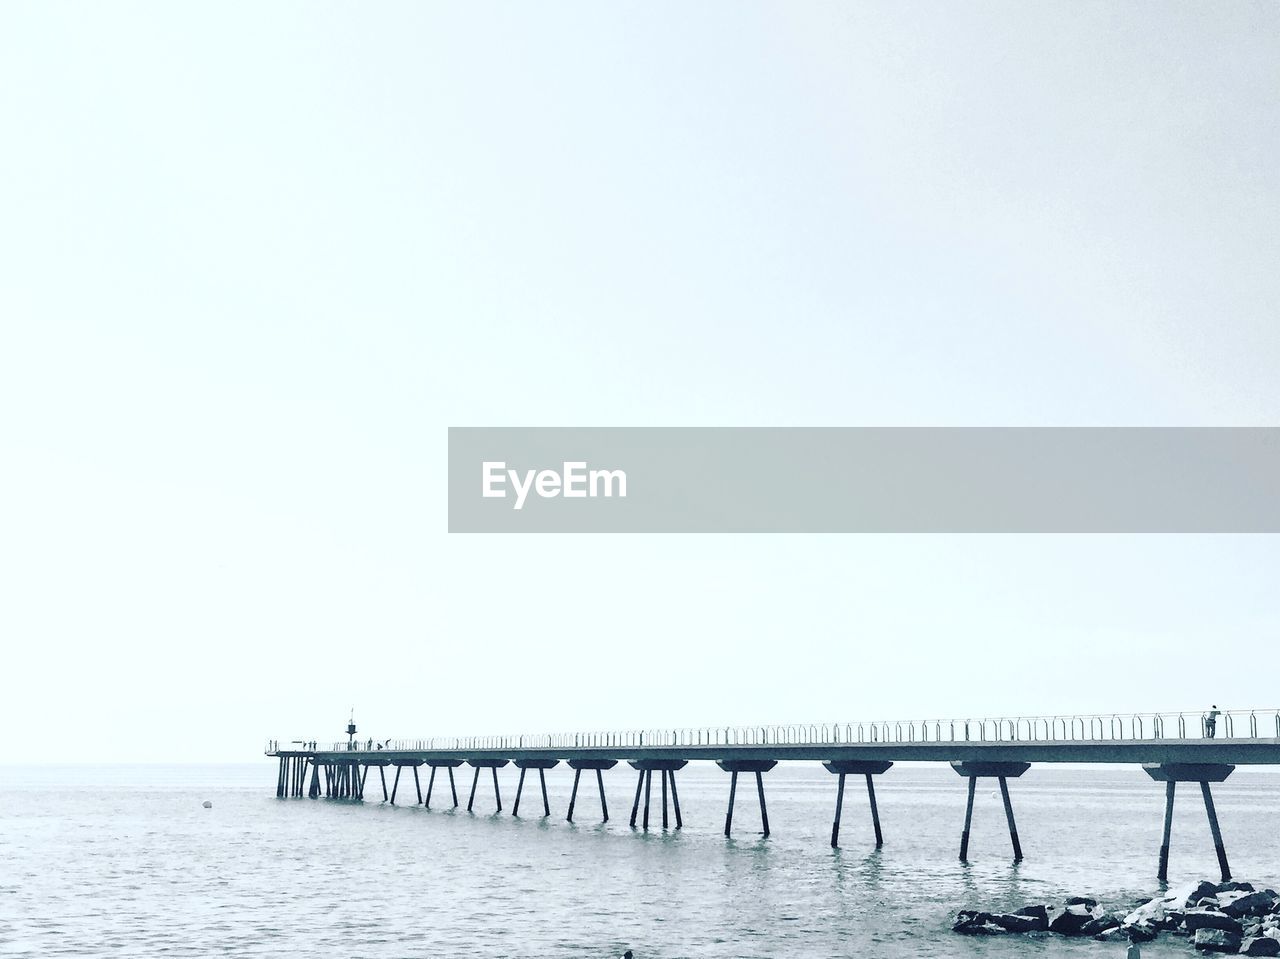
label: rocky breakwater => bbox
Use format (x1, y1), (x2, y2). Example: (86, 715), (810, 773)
(954, 881), (1280, 955)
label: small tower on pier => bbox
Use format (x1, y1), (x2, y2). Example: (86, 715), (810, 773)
(346, 709), (357, 751)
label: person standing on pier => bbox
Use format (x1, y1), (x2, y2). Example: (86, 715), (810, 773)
(1206, 705), (1222, 738)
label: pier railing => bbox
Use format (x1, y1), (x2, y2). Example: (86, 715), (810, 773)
(266, 708), (1278, 755)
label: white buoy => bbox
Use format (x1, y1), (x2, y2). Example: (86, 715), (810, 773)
(202, 800), (213, 809)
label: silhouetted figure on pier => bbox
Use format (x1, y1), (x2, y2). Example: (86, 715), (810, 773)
(1206, 705), (1221, 738)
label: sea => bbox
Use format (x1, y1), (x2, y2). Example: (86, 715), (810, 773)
(3, 763), (1278, 957)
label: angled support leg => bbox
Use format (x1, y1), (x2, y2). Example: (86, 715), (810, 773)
(391, 765), (402, 805)
(513, 767), (527, 817)
(1159, 780), (1175, 882)
(959, 776), (976, 862)
(755, 771), (770, 837)
(413, 766), (423, 805)
(866, 774), (883, 847)
(998, 776), (1023, 861)
(567, 769), (581, 823)
(630, 769), (644, 827)
(831, 772), (846, 848)
(467, 767), (479, 812)
(1202, 782), (1231, 882)
(426, 766), (436, 808)
(725, 771), (738, 837)
(540, 769), (551, 816)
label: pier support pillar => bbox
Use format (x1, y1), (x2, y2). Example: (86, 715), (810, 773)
(716, 760), (778, 838)
(628, 760), (688, 830)
(424, 761), (463, 809)
(567, 760), (617, 823)
(465, 759), (510, 813)
(1143, 764), (1235, 882)
(950, 762), (1031, 862)
(513, 760), (559, 817)
(824, 761), (893, 848)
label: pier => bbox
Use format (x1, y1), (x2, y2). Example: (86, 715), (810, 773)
(266, 708), (1280, 880)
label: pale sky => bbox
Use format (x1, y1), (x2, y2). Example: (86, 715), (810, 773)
(2, 2), (1278, 762)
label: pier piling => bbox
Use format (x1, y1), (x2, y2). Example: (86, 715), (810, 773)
(717, 760), (776, 837)
(825, 761), (892, 848)
(1144, 763), (1235, 882)
(951, 762), (1029, 861)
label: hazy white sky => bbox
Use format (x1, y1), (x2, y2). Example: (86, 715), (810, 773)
(2, 2), (1278, 762)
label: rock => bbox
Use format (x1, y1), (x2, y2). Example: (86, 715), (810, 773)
(1185, 910), (1245, 935)
(1226, 893), (1280, 919)
(1126, 900), (1167, 926)
(1195, 927), (1244, 953)
(1221, 882), (1258, 895)
(1016, 904), (1050, 922)
(1066, 896), (1100, 909)
(992, 913), (1048, 933)
(1049, 910), (1095, 936)
(953, 911), (1007, 935)
(202, 800), (212, 808)
(1080, 915), (1121, 937)
(1243, 937), (1280, 957)
(1186, 881), (1225, 906)
(1124, 922), (1160, 943)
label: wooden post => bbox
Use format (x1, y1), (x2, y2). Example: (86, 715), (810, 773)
(669, 770), (681, 829)
(1201, 781), (1231, 882)
(567, 769), (581, 822)
(597, 769), (609, 823)
(513, 767), (527, 817)
(998, 776), (1023, 861)
(959, 776), (976, 861)
(756, 771), (770, 837)
(379, 766), (388, 802)
(467, 767), (479, 812)
(630, 769), (644, 827)
(661, 770), (669, 829)
(448, 766), (459, 807)
(491, 766), (502, 812)
(831, 772), (846, 848)
(725, 770), (738, 837)
(1158, 780), (1175, 882)
(413, 766), (422, 805)
(425, 766), (436, 808)
(642, 770), (652, 829)
(540, 768), (551, 816)
(391, 765), (402, 805)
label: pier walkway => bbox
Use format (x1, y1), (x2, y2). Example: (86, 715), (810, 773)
(266, 708), (1280, 882)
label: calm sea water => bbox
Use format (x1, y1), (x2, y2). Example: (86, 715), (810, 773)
(3, 763), (1279, 957)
